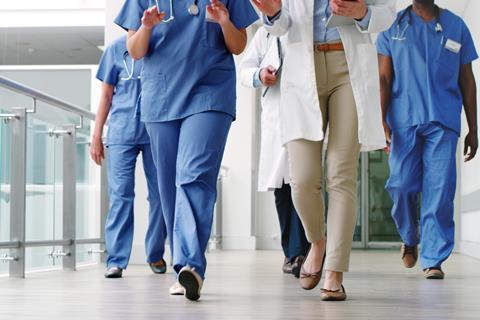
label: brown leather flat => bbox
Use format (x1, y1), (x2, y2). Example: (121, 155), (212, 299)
(300, 251), (326, 290)
(424, 268), (445, 280)
(320, 285), (347, 301)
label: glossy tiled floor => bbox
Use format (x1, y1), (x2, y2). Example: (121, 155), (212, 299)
(1, 250), (479, 320)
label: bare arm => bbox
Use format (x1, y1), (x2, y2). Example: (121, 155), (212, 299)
(90, 83), (114, 166)
(207, 0), (247, 55)
(126, 6), (165, 60)
(459, 62), (478, 162)
(378, 54), (394, 151)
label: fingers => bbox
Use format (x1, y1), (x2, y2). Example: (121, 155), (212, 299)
(266, 65), (277, 73)
(464, 145), (477, 162)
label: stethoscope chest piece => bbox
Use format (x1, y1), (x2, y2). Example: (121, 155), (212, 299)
(188, 3), (199, 16)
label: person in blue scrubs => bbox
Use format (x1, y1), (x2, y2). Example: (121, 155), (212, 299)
(90, 35), (168, 279)
(377, 0), (478, 279)
(115, 0), (258, 300)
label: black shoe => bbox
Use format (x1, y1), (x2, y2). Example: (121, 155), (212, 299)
(149, 259), (167, 274)
(291, 256), (304, 279)
(104, 267), (123, 278)
(282, 257), (293, 274)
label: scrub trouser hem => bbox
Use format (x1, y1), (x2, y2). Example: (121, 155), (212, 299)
(386, 123), (458, 269)
(287, 50), (360, 273)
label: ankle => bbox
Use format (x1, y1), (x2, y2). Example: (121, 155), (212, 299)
(325, 270), (343, 282)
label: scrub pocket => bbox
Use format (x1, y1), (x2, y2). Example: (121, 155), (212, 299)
(141, 73), (167, 117)
(203, 21), (226, 50)
(436, 47), (460, 85)
(201, 0), (226, 51)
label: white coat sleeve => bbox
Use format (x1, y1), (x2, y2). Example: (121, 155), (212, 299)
(356, 0), (396, 34)
(239, 31), (266, 89)
(262, 1), (292, 37)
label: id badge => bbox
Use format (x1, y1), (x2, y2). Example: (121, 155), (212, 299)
(445, 39), (462, 54)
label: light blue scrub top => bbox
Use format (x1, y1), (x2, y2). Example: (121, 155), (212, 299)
(96, 36), (150, 146)
(115, 0), (259, 123)
(376, 9), (478, 135)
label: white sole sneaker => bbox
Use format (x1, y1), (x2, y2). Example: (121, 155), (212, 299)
(178, 266), (203, 301)
(169, 282), (185, 295)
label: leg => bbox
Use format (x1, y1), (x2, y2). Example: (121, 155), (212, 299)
(274, 183), (294, 260)
(173, 111), (232, 279)
(144, 121), (181, 263)
(105, 145), (139, 269)
(287, 139), (326, 284)
(287, 49), (330, 282)
(420, 124), (458, 269)
(324, 80), (361, 274)
(386, 127), (423, 247)
(140, 144), (167, 264)
(283, 183), (309, 259)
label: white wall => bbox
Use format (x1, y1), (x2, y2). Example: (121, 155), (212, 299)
(459, 0), (480, 259)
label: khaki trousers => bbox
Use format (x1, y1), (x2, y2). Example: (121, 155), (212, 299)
(287, 48), (361, 272)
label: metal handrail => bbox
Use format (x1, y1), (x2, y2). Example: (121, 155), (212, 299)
(0, 75), (95, 121)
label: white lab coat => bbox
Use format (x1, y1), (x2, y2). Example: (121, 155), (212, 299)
(264, 0), (396, 151)
(239, 28), (289, 192)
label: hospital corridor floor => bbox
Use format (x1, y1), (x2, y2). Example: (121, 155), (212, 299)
(1, 250), (480, 320)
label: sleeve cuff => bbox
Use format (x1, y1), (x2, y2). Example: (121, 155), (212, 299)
(356, 7), (372, 30)
(263, 10), (282, 26)
(253, 69), (262, 88)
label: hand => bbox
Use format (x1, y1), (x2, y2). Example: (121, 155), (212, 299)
(330, 0), (368, 20)
(464, 130), (478, 162)
(141, 6), (166, 29)
(260, 66), (278, 87)
(207, 0), (230, 26)
(90, 136), (104, 166)
(383, 121), (391, 154)
(251, 0), (282, 18)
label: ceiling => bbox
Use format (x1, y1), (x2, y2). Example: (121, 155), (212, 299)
(0, 26), (104, 65)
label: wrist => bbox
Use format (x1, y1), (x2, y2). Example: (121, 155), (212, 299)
(267, 9), (281, 20)
(218, 18), (232, 28)
(355, 6), (368, 21)
(141, 23), (153, 31)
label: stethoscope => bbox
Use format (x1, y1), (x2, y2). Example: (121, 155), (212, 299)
(393, 5), (444, 43)
(155, 0), (200, 23)
(120, 51), (142, 81)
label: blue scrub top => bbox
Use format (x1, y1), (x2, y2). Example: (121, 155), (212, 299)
(376, 9), (478, 135)
(96, 36), (150, 146)
(114, 0), (259, 123)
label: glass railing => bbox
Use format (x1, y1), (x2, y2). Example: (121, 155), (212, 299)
(0, 76), (107, 277)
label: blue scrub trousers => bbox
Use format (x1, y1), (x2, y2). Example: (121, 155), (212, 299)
(274, 183), (309, 261)
(145, 111), (232, 279)
(105, 144), (167, 269)
(386, 123), (458, 269)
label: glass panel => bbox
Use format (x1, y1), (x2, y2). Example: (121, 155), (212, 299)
(0, 116), (11, 242)
(25, 246), (61, 273)
(76, 244), (101, 266)
(0, 249), (8, 276)
(76, 130), (101, 241)
(368, 151), (401, 242)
